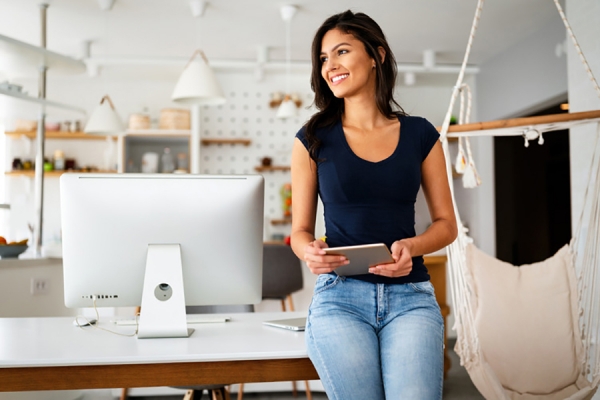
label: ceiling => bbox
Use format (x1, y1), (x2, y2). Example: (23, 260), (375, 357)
(0, 0), (562, 72)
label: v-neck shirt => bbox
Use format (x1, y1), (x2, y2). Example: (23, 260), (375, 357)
(296, 114), (439, 284)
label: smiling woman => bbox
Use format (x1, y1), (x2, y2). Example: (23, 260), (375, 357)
(289, 10), (457, 400)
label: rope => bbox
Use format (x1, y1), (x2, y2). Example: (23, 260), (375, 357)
(553, 0), (600, 100)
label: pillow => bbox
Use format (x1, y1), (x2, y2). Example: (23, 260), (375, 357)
(465, 244), (585, 396)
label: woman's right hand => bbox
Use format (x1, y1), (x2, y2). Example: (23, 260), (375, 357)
(303, 239), (349, 275)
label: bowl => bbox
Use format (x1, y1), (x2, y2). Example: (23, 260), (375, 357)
(0, 245), (28, 259)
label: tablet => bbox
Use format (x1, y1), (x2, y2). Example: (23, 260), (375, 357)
(263, 317), (307, 331)
(323, 243), (394, 276)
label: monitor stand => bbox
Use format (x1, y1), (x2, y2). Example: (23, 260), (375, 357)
(137, 244), (194, 339)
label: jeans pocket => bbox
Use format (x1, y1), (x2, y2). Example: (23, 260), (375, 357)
(408, 281), (435, 296)
(313, 273), (342, 295)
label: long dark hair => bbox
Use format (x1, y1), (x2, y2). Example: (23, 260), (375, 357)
(304, 10), (405, 160)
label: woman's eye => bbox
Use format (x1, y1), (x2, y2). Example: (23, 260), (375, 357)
(320, 56), (328, 63)
(338, 49), (348, 55)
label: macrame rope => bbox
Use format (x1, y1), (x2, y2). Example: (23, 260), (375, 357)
(553, 0), (600, 100)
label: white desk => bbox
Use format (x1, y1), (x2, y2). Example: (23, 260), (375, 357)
(0, 312), (318, 392)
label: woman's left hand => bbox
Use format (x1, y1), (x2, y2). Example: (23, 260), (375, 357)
(369, 240), (413, 277)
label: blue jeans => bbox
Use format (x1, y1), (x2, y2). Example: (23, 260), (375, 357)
(306, 274), (444, 400)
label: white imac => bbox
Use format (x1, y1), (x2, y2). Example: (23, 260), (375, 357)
(60, 173), (264, 339)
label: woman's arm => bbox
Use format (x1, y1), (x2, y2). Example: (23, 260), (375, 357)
(370, 140), (458, 277)
(290, 138), (348, 274)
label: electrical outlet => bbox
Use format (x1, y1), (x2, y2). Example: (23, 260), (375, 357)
(31, 278), (49, 295)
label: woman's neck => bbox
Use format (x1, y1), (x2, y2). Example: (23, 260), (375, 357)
(342, 96), (391, 132)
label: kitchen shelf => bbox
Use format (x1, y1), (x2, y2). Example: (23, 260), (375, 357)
(0, 88), (86, 114)
(5, 131), (116, 140)
(125, 129), (191, 137)
(201, 138), (252, 146)
(5, 170), (117, 178)
(271, 218), (292, 226)
(0, 33), (86, 75)
(255, 165), (291, 172)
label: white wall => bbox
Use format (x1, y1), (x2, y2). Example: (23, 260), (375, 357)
(566, 1), (600, 396)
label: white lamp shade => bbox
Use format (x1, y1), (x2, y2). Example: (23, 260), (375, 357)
(276, 97), (296, 119)
(84, 97), (124, 135)
(172, 58), (226, 105)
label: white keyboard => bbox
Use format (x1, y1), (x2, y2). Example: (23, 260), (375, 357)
(111, 315), (231, 326)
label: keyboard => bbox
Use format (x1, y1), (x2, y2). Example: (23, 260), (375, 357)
(111, 315), (231, 326)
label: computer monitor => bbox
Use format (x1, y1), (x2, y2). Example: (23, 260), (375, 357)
(60, 173), (264, 338)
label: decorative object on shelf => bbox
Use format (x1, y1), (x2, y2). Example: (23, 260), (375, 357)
(176, 152), (189, 172)
(172, 49), (226, 105)
(53, 150), (65, 171)
(128, 113), (151, 130)
(159, 108), (190, 130)
(14, 119), (37, 132)
(141, 152), (159, 173)
(160, 147), (176, 173)
(261, 156), (273, 167)
(276, 5), (299, 119)
(84, 94), (124, 135)
(11, 158), (23, 171)
(45, 121), (60, 132)
(269, 92), (302, 109)
(280, 183), (292, 218)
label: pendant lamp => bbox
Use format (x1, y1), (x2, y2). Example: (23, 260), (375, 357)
(276, 5), (297, 119)
(84, 95), (124, 135)
(172, 49), (226, 105)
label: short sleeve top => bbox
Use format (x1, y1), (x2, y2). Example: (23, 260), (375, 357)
(296, 114), (439, 284)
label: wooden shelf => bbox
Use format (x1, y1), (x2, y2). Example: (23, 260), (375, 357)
(5, 170), (117, 177)
(5, 131), (116, 140)
(201, 138), (252, 146)
(271, 218), (292, 226)
(255, 165), (291, 172)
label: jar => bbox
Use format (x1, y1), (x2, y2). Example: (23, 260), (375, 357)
(161, 147), (176, 173)
(53, 150), (65, 171)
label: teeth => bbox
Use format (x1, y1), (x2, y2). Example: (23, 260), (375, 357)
(332, 74), (348, 83)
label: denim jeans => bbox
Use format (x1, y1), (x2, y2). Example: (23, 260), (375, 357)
(306, 274), (444, 400)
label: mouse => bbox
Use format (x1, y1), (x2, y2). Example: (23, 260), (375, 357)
(73, 318), (97, 327)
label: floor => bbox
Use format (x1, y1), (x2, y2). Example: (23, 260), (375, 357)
(80, 339), (483, 400)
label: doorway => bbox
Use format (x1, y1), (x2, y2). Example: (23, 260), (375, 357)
(494, 103), (571, 265)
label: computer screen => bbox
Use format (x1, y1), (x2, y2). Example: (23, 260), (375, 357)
(60, 173), (264, 338)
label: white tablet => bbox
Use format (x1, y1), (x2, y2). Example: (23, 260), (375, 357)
(323, 243), (395, 276)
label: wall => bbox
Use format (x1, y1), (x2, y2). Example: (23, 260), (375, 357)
(472, 10), (569, 258)
(566, 1), (600, 397)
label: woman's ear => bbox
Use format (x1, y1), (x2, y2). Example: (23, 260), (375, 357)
(377, 46), (386, 64)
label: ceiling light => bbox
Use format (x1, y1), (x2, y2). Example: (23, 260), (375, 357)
(277, 5), (298, 119)
(172, 49), (226, 105)
(98, 0), (116, 11)
(189, 0), (207, 18)
(84, 95), (124, 135)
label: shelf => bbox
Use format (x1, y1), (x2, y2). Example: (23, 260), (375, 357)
(125, 129), (191, 137)
(0, 33), (86, 76)
(201, 138), (252, 146)
(255, 166), (291, 172)
(0, 88), (86, 114)
(5, 170), (117, 178)
(5, 131), (116, 140)
(271, 218), (292, 226)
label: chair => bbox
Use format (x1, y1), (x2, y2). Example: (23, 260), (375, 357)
(237, 243), (312, 400)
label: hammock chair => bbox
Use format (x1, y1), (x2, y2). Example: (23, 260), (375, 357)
(438, 1), (600, 399)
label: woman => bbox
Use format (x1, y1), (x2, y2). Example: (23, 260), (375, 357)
(290, 10), (457, 400)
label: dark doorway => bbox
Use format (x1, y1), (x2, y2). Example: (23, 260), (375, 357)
(494, 104), (571, 265)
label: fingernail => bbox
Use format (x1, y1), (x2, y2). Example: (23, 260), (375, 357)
(368, 268), (375, 273)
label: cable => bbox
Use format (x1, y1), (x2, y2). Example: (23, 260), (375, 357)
(73, 295), (139, 337)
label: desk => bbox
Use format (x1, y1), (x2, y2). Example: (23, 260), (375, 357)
(0, 312), (318, 392)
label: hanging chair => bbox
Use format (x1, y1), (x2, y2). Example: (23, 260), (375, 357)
(438, 1), (600, 399)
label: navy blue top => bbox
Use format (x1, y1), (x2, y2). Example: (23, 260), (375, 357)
(296, 114), (440, 284)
